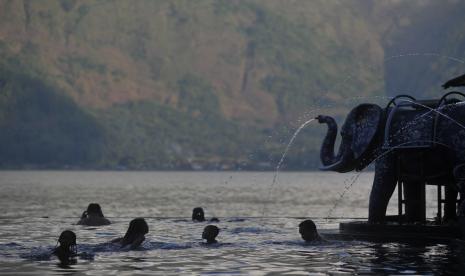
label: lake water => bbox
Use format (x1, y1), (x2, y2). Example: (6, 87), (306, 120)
(0, 171), (464, 275)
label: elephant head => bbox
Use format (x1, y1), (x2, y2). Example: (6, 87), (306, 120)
(317, 104), (383, 173)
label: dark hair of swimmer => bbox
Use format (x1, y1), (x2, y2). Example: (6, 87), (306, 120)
(202, 225), (220, 244)
(299, 219), (321, 242)
(86, 203), (105, 217)
(58, 230), (77, 250)
(54, 230), (77, 263)
(192, 207), (206, 222)
(121, 218), (149, 247)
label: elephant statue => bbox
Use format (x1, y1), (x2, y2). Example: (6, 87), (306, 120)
(317, 93), (465, 223)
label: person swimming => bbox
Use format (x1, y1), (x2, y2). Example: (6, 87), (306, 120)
(53, 230), (77, 264)
(192, 207), (206, 222)
(77, 203), (111, 226)
(298, 219), (322, 242)
(192, 207), (220, 222)
(202, 225), (220, 244)
(111, 218), (148, 249)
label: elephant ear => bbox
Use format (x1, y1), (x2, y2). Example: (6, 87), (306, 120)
(346, 103), (383, 160)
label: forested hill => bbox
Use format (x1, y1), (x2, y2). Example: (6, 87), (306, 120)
(0, 0), (464, 170)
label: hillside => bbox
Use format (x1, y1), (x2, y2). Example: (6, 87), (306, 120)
(0, 0), (463, 170)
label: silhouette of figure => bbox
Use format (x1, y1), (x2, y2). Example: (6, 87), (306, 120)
(192, 207), (220, 222)
(299, 219), (322, 242)
(53, 230), (77, 265)
(442, 73), (465, 89)
(111, 218), (148, 249)
(192, 207), (206, 222)
(202, 225), (220, 244)
(454, 164), (465, 217)
(77, 203), (111, 226)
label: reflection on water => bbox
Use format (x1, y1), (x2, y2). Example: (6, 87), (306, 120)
(0, 171), (464, 275)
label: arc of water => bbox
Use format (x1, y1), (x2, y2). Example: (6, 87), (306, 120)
(260, 118), (316, 220)
(381, 100), (465, 152)
(326, 173), (361, 220)
(402, 99), (465, 131)
(376, 99), (458, 164)
(259, 96), (395, 221)
(384, 53), (465, 64)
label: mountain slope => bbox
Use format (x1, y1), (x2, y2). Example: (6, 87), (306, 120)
(0, 0), (463, 169)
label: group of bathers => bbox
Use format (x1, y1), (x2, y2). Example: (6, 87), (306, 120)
(53, 203), (321, 264)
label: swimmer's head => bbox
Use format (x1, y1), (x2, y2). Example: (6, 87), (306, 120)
(202, 225), (219, 243)
(122, 218), (149, 244)
(86, 203), (105, 217)
(299, 219), (319, 242)
(192, 207), (205, 222)
(58, 230), (77, 253)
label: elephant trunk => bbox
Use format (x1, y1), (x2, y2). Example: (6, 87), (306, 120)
(318, 115), (338, 166)
(316, 115), (354, 173)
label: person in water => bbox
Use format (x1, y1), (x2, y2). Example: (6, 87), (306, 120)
(202, 225), (220, 244)
(77, 203), (111, 226)
(299, 219), (322, 242)
(192, 207), (219, 222)
(111, 218), (148, 249)
(192, 207), (206, 222)
(53, 230), (77, 264)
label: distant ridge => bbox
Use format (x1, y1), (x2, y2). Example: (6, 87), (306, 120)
(0, 0), (464, 170)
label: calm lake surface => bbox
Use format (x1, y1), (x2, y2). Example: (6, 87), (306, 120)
(0, 171), (464, 275)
